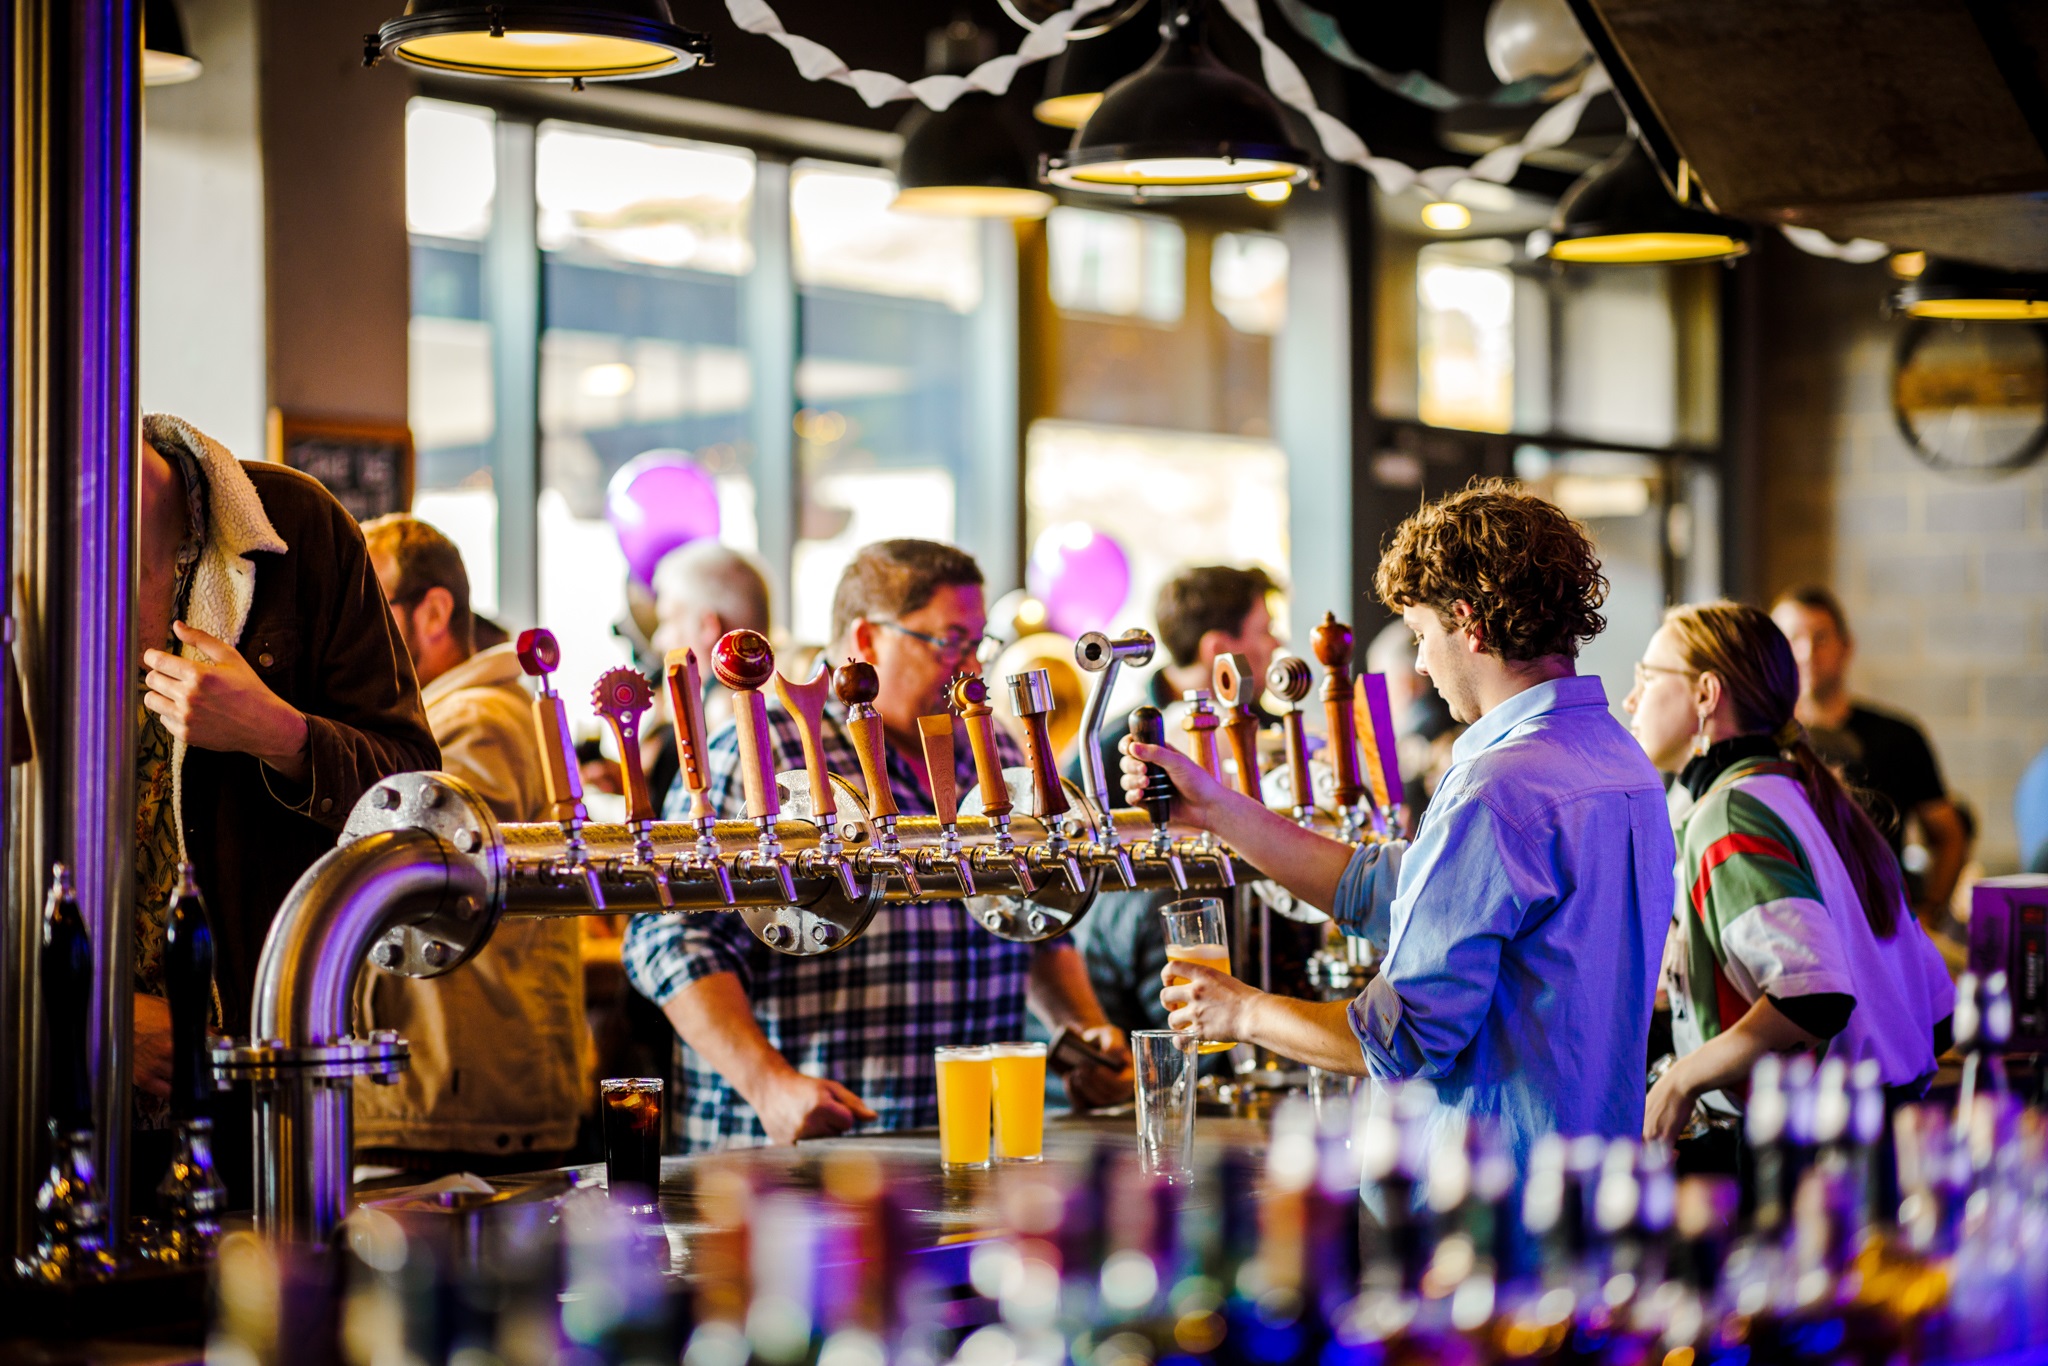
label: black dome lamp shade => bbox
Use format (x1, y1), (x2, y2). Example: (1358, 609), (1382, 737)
(1545, 140), (1749, 264)
(367, 1), (711, 83)
(1042, 0), (1315, 197)
(1033, 0), (1160, 129)
(145, 0), (203, 86)
(1895, 257), (2048, 322)
(893, 98), (1054, 219)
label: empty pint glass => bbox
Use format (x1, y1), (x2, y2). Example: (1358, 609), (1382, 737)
(1133, 1030), (1198, 1185)
(601, 1077), (663, 1208)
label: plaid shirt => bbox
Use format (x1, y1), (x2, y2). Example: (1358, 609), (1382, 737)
(623, 697), (1036, 1151)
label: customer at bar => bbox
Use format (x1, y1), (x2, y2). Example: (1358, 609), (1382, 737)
(1770, 586), (1969, 931)
(1627, 602), (1953, 1142)
(130, 416), (439, 1176)
(623, 539), (1133, 1149)
(1126, 480), (1675, 1169)
(354, 515), (592, 1174)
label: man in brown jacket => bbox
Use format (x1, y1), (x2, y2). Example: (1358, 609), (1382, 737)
(133, 414), (442, 1192)
(356, 515), (592, 1173)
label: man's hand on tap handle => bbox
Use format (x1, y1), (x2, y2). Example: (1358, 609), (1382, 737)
(1117, 733), (1238, 835)
(755, 1070), (877, 1146)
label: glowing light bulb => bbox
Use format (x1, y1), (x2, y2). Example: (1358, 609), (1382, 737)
(1421, 201), (1472, 231)
(1247, 181), (1292, 204)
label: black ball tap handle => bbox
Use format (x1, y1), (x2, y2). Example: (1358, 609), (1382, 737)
(1129, 706), (1175, 831)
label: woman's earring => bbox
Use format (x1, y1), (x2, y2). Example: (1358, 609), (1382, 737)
(1692, 712), (1711, 757)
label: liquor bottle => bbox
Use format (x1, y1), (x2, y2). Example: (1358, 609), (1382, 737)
(1654, 1176), (1739, 1365)
(1718, 1054), (1792, 1339)
(154, 861), (227, 1264)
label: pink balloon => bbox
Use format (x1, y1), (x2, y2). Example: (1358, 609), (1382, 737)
(1026, 523), (1130, 638)
(606, 450), (722, 588)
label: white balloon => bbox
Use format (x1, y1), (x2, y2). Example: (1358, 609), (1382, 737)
(1484, 0), (1592, 85)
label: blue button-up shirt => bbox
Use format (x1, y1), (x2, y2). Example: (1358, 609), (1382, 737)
(1331, 675), (1675, 1171)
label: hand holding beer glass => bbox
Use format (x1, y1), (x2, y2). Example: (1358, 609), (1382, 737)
(1162, 899), (1237, 1054)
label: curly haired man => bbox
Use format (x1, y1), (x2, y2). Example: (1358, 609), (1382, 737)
(1123, 480), (1676, 1170)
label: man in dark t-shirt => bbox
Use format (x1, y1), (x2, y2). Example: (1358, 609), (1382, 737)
(1773, 586), (1969, 930)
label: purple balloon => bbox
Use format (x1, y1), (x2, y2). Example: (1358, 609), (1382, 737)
(1026, 523), (1130, 638)
(606, 450), (722, 588)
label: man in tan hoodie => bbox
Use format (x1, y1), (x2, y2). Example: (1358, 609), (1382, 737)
(355, 515), (593, 1174)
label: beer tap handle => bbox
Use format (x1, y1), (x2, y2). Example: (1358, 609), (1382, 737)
(1312, 612), (1365, 814)
(1266, 655), (1316, 816)
(712, 630), (781, 826)
(42, 866), (93, 1134)
(1181, 689), (1224, 783)
(163, 862), (217, 1120)
(772, 658), (839, 823)
(1213, 652), (1263, 800)
(916, 715), (961, 827)
(516, 628), (588, 826)
(664, 647), (716, 825)
(1129, 706), (1187, 893)
(1355, 672), (1405, 819)
(1007, 668), (1069, 822)
(950, 673), (1012, 820)
(592, 668), (658, 826)
(833, 660), (899, 823)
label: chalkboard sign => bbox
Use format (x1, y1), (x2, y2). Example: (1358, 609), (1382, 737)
(267, 410), (415, 523)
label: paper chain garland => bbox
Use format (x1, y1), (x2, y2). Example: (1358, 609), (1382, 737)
(724, 0), (1894, 264)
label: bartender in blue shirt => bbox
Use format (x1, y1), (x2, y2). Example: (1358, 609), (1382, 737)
(1126, 480), (1676, 1169)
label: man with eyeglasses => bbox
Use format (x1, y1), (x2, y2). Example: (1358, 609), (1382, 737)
(624, 539), (1134, 1150)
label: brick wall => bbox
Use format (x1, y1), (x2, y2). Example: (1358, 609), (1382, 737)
(1756, 241), (2048, 871)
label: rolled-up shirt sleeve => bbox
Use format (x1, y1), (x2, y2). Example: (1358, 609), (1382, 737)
(622, 910), (756, 1007)
(1346, 794), (1537, 1082)
(1332, 839), (1406, 947)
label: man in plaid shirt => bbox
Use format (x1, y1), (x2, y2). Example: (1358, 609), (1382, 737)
(623, 539), (1134, 1150)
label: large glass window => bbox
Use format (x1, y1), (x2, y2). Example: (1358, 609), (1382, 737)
(535, 122), (757, 705)
(407, 99), (499, 613)
(1047, 207), (1185, 323)
(788, 161), (982, 644)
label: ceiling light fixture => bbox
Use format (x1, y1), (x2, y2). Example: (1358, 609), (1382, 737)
(1246, 181), (1292, 204)
(367, 1), (711, 84)
(1032, 1), (1159, 128)
(1895, 257), (2048, 321)
(1546, 141), (1749, 265)
(1888, 250), (1927, 280)
(145, 0), (203, 86)
(891, 23), (1055, 220)
(1421, 200), (1472, 231)
(1042, 0), (1315, 199)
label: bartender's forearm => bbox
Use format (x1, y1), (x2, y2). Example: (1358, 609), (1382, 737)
(660, 971), (797, 1101)
(1245, 994), (1370, 1074)
(1026, 943), (1111, 1032)
(1203, 792), (1357, 912)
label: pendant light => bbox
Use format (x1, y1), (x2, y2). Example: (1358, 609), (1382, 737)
(1895, 257), (2048, 321)
(367, 1), (711, 84)
(891, 22), (1054, 219)
(145, 0), (203, 86)
(1545, 141), (1749, 264)
(1032, 1), (1159, 129)
(1042, 0), (1315, 198)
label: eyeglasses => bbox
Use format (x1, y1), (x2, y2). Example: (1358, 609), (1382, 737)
(1632, 660), (1697, 688)
(872, 620), (1002, 664)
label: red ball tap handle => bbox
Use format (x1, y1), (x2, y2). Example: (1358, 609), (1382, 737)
(713, 629), (780, 823)
(832, 659), (898, 821)
(516, 628), (586, 825)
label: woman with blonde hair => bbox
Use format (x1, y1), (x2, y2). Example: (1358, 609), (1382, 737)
(1626, 601), (1954, 1141)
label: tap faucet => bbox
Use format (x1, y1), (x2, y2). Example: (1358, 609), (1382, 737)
(1126, 706), (1187, 892)
(773, 658), (866, 902)
(710, 629), (798, 903)
(1312, 612), (1368, 840)
(1212, 652), (1264, 801)
(833, 660), (922, 898)
(950, 673), (1035, 895)
(1073, 629), (1153, 889)
(592, 667), (673, 908)
(1008, 668), (1087, 895)
(517, 628), (606, 910)
(915, 714), (976, 895)
(1265, 655), (1317, 827)
(663, 647), (735, 906)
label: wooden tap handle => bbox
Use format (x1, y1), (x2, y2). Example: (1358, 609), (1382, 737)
(772, 658), (838, 820)
(1355, 673), (1405, 811)
(1213, 652), (1263, 800)
(531, 687), (589, 825)
(832, 659), (898, 821)
(950, 674), (1011, 819)
(714, 630), (780, 823)
(1181, 689), (1224, 783)
(917, 715), (961, 826)
(1267, 656), (1315, 812)
(664, 647), (714, 823)
(592, 668), (658, 824)
(1313, 612), (1364, 809)
(1007, 669), (1069, 821)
